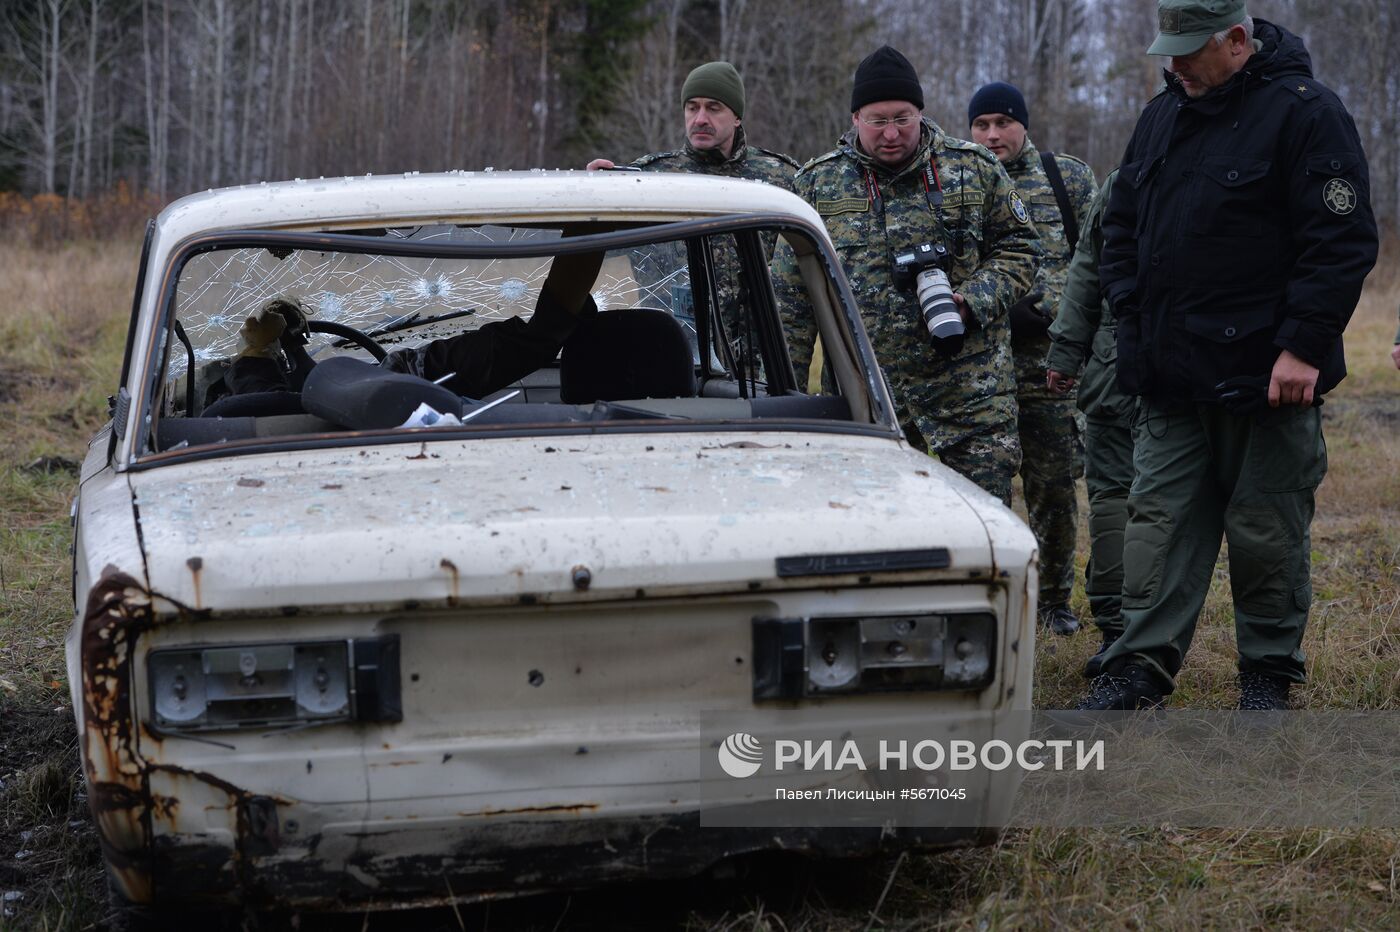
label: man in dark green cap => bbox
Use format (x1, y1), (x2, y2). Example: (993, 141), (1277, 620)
(585, 60), (798, 189)
(586, 62), (799, 367)
(1075, 0), (1379, 712)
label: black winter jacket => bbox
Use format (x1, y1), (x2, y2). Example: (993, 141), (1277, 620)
(1100, 20), (1378, 403)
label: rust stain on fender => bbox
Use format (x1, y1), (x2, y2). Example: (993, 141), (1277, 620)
(80, 567), (159, 901)
(186, 556), (203, 609)
(80, 566), (287, 905)
(461, 803), (601, 818)
(440, 558), (460, 606)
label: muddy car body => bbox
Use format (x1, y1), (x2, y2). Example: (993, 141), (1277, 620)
(68, 171), (1037, 912)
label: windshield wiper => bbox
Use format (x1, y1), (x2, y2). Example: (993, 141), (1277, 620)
(329, 307), (481, 348)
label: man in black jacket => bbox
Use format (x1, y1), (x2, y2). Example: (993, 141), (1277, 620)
(1077, 0), (1378, 711)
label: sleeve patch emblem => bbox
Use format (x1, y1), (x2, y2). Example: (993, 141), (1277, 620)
(1323, 178), (1357, 215)
(1009, 191), (1030, 224)
(815, 196), (871, 216)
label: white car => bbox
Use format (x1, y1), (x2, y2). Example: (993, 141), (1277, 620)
(68, 171), (1036, 914)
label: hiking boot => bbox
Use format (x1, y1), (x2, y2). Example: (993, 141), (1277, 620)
(1238, 672), (1291, 711)
(1074, 663), (1166, 711)
(1081, 629), (1123, 679)
(1038, 602), (1081, 637)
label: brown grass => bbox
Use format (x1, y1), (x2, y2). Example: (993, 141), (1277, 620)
(0, 238), (1397, 929)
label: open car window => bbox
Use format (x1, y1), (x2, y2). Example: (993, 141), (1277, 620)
(135, 218), (890, 464)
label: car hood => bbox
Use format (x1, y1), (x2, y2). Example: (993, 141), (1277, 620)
(127, 431), (1013, 613)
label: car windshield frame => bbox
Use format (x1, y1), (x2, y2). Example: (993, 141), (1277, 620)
(123, 213), (898, 471)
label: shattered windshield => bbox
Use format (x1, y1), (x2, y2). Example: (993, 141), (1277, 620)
(169, 225), (685, 382)
(141, 219), (865, 457)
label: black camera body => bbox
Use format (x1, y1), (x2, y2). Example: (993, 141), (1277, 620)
(892, 242), (964, 356)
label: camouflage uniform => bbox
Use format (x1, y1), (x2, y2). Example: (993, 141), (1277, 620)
(630, 125), (800, 190)
(1003, 138), (1097, 608)
(778, 119), (1039, 504)
(631, 127), (799, 368)
(1047, 170), (1133, 637)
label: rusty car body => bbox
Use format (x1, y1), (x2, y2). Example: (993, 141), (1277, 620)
(67, 171), (1037, 913)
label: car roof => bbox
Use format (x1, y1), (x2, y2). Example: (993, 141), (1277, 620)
(153, 170), (826, 245)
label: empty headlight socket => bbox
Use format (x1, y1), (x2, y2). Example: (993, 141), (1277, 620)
(146, 634), (402, 733)
(751, 614), (996, 700)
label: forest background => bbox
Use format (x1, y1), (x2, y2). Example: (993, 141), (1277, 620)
(0, 0), (1397, 237)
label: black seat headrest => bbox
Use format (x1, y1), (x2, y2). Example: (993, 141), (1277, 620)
(559, 308), (697, 404)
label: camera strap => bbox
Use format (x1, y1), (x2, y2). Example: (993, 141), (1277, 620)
(862, 158), (964, 258)
(923, 160), (964, 258)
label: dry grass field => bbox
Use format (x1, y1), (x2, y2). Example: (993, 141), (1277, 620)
(0, 235), (1397, 930)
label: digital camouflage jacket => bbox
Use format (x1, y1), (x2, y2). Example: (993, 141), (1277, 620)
(630, 127), (799, 368)
(631, 125), (800, 191)
(778, 119), (1039, 450)
(1002, 138), (1097, 399)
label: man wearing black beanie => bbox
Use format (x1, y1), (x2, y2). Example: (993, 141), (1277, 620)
(777, 46), (1039, 507)
(968, 82), (1098, 640)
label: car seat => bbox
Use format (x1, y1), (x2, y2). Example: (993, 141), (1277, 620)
(559, 308), (697, 404)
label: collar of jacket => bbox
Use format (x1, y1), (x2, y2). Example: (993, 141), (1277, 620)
(1003, 136), (1041, 176)
(684, 124), (750, 167)
(842, 117), (939, 182)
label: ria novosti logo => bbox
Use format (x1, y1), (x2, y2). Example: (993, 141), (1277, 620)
(716, 734), (1106, 778)
(717, 733), (764, 778)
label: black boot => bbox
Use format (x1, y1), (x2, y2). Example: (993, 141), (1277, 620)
(1238, 672), (1291, 710)
(1081, 629), (1122, 679)
(1074, 663), (1166, 711)
(1038, 602), (1081, 637)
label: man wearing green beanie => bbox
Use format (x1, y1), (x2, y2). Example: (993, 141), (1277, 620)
(586, 61), (799, 367)
(585, 61), (798, 190)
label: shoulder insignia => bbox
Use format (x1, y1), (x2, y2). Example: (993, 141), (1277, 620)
(795, 149), (845, 178)
(1286, 81), (1320, 101)
(1009, 190), (1030, 224)
(631, 150), (681, 167)
(815, 196), (870, 217)
(752, 146), (802, 169)
(1323, 178), (1357, 215)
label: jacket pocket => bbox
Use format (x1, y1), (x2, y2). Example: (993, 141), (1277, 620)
(1192, 156), (1271, 236)
(1183, 302), (1278, 392)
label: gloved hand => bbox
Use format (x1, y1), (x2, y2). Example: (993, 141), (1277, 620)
(1214, 374), (1271, 416)
(236, 297), (310, 358)
(1008, 291), (1052, 338)
(379, 346), (428, 378)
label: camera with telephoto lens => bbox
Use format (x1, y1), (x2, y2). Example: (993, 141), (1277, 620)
(892, 242), (963, 356)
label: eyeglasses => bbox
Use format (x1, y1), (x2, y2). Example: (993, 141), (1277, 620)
(859, 115), (919, 129)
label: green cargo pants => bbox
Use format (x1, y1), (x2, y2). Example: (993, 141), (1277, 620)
(1017, 393), (1083, 607)
(1082, 415), (1135, 635)
(1100, 401), (1326, 689)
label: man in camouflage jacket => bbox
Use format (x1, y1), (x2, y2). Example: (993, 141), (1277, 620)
(779, 47), (1039, 505)
(969, 83), (1097, 635)
(587, 61), (798, 367)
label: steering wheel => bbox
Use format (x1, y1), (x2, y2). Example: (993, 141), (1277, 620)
(305, 320), (388, 362)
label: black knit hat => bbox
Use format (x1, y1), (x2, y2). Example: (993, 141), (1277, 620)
(968, 82), (1030, 130)
(850, 46), (924, 113)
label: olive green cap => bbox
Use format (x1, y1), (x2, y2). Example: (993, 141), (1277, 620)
(682, 61), (745, 119)
(1147, 0), (1247, 56)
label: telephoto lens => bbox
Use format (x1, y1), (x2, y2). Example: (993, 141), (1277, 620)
(916, 267), (964, 356)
